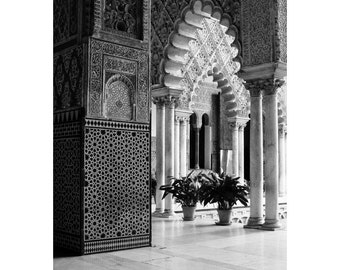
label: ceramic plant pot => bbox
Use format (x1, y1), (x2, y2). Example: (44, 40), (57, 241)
(216, 209), (232, 225)
(182, 205), (197, 221)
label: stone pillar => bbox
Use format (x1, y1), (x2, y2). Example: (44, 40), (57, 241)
(237, 121), (249, 185)
(163, 97), (176, 217)
(245, 89), (264, 228)
(204, 126), (212, 169)
(180, 117), (188, 177)
(194, 128), (200, 169)
(174, 117), (180, 179)
(228, 121), (239, 177)
(153, 99), (165, 216)
(278, 123), (287, 197)
(262, 84), (282, 230)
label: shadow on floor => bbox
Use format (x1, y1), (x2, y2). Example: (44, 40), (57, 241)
(53, 247), (80, 258)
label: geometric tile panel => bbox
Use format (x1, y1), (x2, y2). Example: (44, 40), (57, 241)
(54, 137), (81, 236)
(84, 126), (151, 244)
(53, 109), (83, 253)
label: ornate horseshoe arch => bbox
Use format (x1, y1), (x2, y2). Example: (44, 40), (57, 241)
(156, 0), (249, 118)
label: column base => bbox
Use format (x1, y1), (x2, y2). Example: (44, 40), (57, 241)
(162, 209), (178, 218)
(152, 209), (164, 217)
(261, 219), (282, 231)
(244, 217), (264, 229)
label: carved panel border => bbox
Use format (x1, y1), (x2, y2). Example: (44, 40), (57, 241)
(88, 38), (149, 123)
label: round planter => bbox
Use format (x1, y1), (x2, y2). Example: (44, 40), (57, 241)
(216, 209), (232, 225)
(182, 205), (197, 221)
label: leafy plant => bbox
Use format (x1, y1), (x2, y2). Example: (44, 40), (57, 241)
(199, 172), (249, 210)
(159, 171), (207, 207)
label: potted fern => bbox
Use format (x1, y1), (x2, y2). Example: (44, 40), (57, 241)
(159, 171), (204, 221)
(199, 172), (249, 225)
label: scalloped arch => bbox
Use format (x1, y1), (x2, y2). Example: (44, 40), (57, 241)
(157, 0), (249, 117)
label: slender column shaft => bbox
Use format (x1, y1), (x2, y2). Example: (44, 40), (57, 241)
(180, 119), (188, 177)
(262, 91), (281, 229)
(204, 126), (211, 169)
(154, 101), (165, 215)
(238, 125), (245, 185)
(229, 123), (239, 177)
(279, 125), (286, 196)
(164, 99), (176, 216)
(285, 132), (287, 192)
(245, 91), (264, 227)
(174, 118), (180, 179)
(194, 128), (200, 169)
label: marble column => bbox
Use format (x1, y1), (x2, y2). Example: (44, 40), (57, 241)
(194, 128), (200, 169)
(204, 126), (212, 169)
(238, 121), (248, 185)
(245, 89), (264, 228)
(180, 118), (188, 177)
(262, 86), (281, 229)
(163, 97), (176, 217)
(153, 99), (165, 216)
(279, 124), (287, 197)
(228, 121), (239, 177)
(174, 117), (180, 179)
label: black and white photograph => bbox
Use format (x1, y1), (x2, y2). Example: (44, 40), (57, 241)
(1, 1), (340, 270)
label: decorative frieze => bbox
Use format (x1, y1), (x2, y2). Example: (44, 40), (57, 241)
(84, 118), (150, 131)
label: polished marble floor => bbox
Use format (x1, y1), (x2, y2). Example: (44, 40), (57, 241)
(54, 217), (287, 270)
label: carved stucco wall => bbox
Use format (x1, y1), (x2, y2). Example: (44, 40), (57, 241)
(90, 0), (150, 49)
(241, 0), (286, 66)
(88, 38), (149, 122)
(53, 0), (78, 46)
(53, 45), (85, 111)
(276, 0), (287, 63)
(241, 0), (273, 66)
(151, 0), (241, 85)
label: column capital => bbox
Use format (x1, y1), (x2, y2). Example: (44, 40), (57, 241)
(228, 121), (242, 131)
(228, 117), (250, 131)
(245, 78), (285, 96)
(152, 97), (165, 108)
(175, 110), (192, 124)
(278, 124), (287, 137)
(163, 95), (178, 109)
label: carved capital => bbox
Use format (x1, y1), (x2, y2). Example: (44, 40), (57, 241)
(152, 97), (165, 109)
(238, 122), (247, 131)
(163, 96), (178, 109)
(245, 78), (285, 96)
(279, 124), (287, 137)
(228, 117), (249, 132)
(228, 121), (242, 131)
(175, 115), (190, 123)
